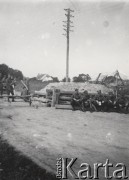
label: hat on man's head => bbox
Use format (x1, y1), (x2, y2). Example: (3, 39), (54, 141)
(97, 90), (101, 93)
(84, 90), (88, 94)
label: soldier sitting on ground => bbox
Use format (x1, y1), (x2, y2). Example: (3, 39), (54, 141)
(87, 94), (98, 112)
(100, 93), (114, 112)
(71, 89), (82, 111)
(116, 95), (128, 113)
(107, 93), (116, 112)
(81, 90), (90, 112)
(95, 90), (104, 111)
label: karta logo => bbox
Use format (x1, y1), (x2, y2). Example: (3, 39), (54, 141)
(56, 158), (128, 179)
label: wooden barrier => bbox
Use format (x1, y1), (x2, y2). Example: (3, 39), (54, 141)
(0, 90), (117, 109)
(0, 95), (51, 107)
(59, 100), (71, 105)
(55, 104), (73, 110)
(34, 91), (46, 97)
(30, 97), (51, 103)
(0, 95), (31, 98)
(59, 96), (71, 101)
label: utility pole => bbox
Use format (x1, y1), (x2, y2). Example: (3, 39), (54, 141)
(63, 8), (74, 82)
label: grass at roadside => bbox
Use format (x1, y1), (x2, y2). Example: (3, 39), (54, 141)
(0, 137), (56, 180)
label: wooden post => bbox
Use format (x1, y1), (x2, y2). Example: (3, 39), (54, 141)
(55, 89), (60, 104)
(115, 86), (118, 99)
(21, 80), (28, 90)
(51, 88), (56, 107)
(51, 89), (60, 107)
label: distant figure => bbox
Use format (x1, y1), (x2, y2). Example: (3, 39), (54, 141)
(21, 86), (29, 102)
(95, 90), (104, 111)
(71, 89), (82, 111)
(6, 74), (15, 102)
(0, 73), (3, 96)
(12, 77), (16, 95)
(81, 90), (90, 111)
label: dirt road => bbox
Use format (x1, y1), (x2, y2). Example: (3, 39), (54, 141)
(0, 101), (129, 179)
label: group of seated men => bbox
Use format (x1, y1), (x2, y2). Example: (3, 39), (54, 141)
(71, 89), (129, 113)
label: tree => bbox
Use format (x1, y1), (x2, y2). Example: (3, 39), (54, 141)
(103, 76), (116, 84)
(73, 74), (91, 82)
(84, 74), (91, 81)
(0, 64), (9, 77)
(62, 77), (71, 82)
(52, 77), (59, 82)
(73, 76), (79, 82)
(8, 68), (14, 76)
(0, 63), (23, 80)
(13, 70), (23, 80)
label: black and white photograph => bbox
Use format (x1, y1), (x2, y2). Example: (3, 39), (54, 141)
(0, 0), (129, 179)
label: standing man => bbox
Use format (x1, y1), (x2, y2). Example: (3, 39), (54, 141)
(0, 73), (3, 96)
(6, 74), (15, 102)
(71, 89), (82, 111)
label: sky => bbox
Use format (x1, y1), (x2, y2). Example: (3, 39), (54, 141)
(0, 0), (129, 80)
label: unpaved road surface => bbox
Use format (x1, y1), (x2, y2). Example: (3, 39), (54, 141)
(0, 101), (129, 179)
